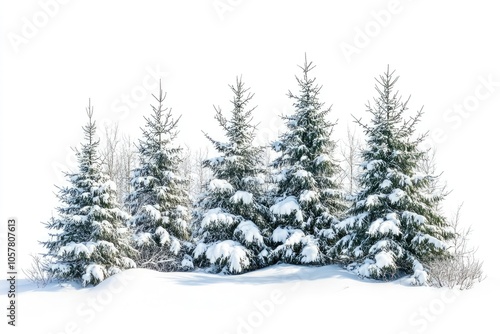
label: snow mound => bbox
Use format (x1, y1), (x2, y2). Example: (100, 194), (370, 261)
(388, 189), (405, 204)
(201, 208), (235, 228)
(368, 215), (401, 236)
(82, 263), (106, 286)
(205, 240), (250, 273)
(155, 226), (171, 246)
(299, 190), (318, 203)
(272, 226), (289, 243)
(271, 196), (303, 222)
(6, 264), (497, 334)
(230, 191), (253, 205)
(235, 220), (263, 245)
(209, 179), (234, 192)
(300, 236), (320, 263)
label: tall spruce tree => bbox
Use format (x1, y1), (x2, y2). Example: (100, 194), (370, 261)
(125, 83), (192, 271)
(269, 56), (346, 265)
(192, 77), (269, 274)
(42, 101), (136, 286)
(335, 67), (453, 283)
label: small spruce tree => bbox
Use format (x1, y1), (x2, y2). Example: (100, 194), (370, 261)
(269, 56), (346, 265)
(335, 67), (453, 283)
(42, 101), (136, 286)
(192, 76), (269, 274)
(125, 83), (192, 272)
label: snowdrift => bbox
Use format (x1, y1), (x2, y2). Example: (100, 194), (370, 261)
(1, 264), (497, 334)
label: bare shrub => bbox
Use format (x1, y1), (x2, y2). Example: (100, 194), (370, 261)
(339, 126), (363, 195)
(101, 123), (138, 210)
(427, 204), (485, 290)
(134, 244), (193, 272)
(22, 254), (53, 288)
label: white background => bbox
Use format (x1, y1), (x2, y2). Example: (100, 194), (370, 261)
(1, 0), (499, 278)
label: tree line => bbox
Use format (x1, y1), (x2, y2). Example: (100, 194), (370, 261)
(40, 57), (481, 288)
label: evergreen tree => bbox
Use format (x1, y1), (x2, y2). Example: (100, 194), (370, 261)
(335, 67), (453, 283)
(42, 101), (136, 286)
(269, 56), (346, 265)
(192, 77), (269, 274)
(125, 83), (192, 272)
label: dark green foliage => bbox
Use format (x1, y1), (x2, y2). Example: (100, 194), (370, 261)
(126, 84), (192, 271)
(193, 77), (269, 274)
(269, 57), (346, 265)
(42, 101), (136, 286)
(335, 67), (453, 283)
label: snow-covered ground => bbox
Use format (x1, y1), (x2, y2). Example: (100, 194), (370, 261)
(1, 264), (497, 334)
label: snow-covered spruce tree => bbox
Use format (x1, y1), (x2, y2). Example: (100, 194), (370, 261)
(192, 76), (269, 274)
(269, 57), (346, 265)
(125, 83), (193, 272)
(42, 101), (136, 286)
(335, 67), (453, 283)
